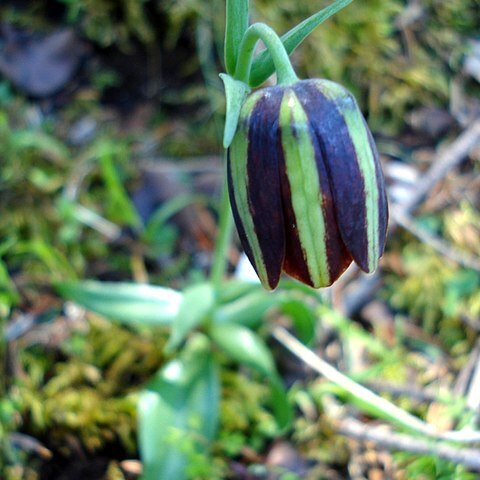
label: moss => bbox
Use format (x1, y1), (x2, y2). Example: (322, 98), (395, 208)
(10, 316), (166, 457)
(384, 241), (478, 354)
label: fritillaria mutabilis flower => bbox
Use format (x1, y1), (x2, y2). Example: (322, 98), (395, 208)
(227, 79), (388, 290)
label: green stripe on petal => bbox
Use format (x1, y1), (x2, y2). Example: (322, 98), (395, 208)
(343, 108), (379, 271)
(280, 89), (330, 287)
(316, 80), (380, 272)
(229, 92), (271, 287)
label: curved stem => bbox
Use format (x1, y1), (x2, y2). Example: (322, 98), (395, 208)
(235, 23), (298, 86)
(210, 167), (235, 288)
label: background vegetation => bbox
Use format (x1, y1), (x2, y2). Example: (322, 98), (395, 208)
(1, 0), (480, 478)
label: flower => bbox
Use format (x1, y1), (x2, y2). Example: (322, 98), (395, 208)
(227, 79), (388, 290)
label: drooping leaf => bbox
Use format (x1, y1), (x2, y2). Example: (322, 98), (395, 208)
(56, 280), (182, 326)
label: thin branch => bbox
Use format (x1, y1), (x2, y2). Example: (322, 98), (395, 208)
(397, 119), (480, 216)
(272, 326), (480, 443)
(335, 417), (480, 471)
(465, 342), (480, 411)
(391, 207), (480, 271)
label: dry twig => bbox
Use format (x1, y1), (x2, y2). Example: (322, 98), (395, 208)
(272, 326), (480, 444)
(335, 417), (480, 471)
(391, 208), (480, 271)
(396, 119), (480, 216)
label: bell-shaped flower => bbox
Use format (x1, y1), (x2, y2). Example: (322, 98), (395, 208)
(228, 79), (388, 290)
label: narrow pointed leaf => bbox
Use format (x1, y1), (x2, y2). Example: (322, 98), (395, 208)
(249, 0), (353, 86)
(224, 0), (249, 75)
(56, 280), (182, 326)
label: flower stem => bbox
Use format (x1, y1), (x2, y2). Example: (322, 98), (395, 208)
(210, 164), (235, 288)
(235, 23), (298, 86)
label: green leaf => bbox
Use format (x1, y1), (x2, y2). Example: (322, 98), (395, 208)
(213, 290), (277, 328)
(138, 335), (220, 480)
(211, 324), (292, 431)
(143, 193), (206, 244)
(56, 280), (182, 326)
(210, 323), (275, 377)
(215, 280), (260, 304)
(17, 240), (76, 279)
(249, 0), (353, 86)
(279, 299), (316, 345)
(270, 376), (293, 431)
(97, 140), (141, 228)
(224, 0), (249, 75)
(166, 283), (215, 352)
(220, 73), (250, 148)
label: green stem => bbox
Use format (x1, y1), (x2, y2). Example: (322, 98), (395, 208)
(224, 0), (249, 75)
(235, 23), (298, 86)
(210, 166), (235, 288)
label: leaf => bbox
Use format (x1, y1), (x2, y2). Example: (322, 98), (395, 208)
(211, 324), (293, 431)
(143, 193), (206, 244)
(210, 323), (275, 377)
(97, 140), (141, 228)
(279, 298), (316, 345)
(270, 376), (293, 431)
(56, 280), (182, 326)
(213, 290), (277, 328)
(215, 280), (260, 304)
(249, 0), (353, 87)
(220, 73), (250, 148)
(166, 283), (215, 352)
(224, 0), (249, 75)
(138, 335), (220, 480)
(17, 240), (76, 279)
